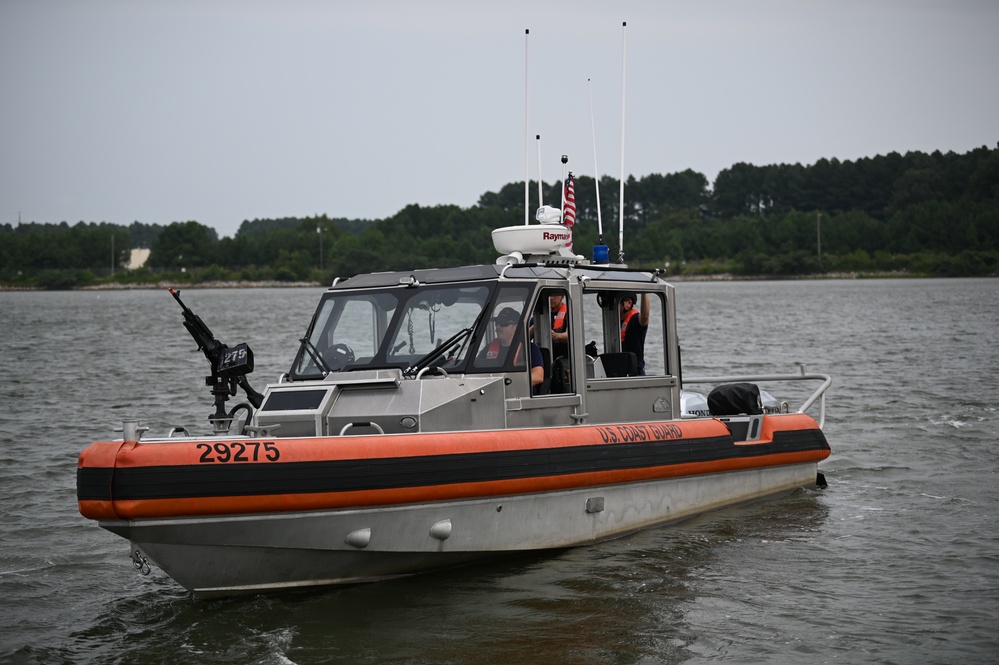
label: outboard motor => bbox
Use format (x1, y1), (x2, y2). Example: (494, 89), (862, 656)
(707, 383), (763, 416)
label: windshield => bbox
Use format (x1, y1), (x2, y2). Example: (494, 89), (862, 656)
(291, 283), (493, 379)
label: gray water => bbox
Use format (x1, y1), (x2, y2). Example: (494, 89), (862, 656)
(1, 279), (997, 664)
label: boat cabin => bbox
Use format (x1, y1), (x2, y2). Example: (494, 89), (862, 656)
(253, 260), (680, 438)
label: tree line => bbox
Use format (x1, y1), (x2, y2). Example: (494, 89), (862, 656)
(2, 145), (997, 288)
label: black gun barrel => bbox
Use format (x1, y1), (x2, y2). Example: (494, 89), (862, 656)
(169, 288), (222, 361)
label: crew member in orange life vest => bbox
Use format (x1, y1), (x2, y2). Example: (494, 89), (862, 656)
(549, 293), (569, 360)
(620, 293), (650, 375)
(479, 307), (544, 388)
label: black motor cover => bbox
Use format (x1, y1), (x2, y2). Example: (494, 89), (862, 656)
(707, 382), (763, 416)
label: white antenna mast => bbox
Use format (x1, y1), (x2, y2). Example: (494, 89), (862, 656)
(588, 78), (604, 241)
(618, 21), (627, 263)
(524, 29), (531, 225)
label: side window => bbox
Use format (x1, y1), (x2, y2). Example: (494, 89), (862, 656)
(531, 289), (573, 396)
(582, 290), (666, 378)
(473, 293), (530, 371)
(638, 293), (666, 375)
(471, 287), (544, 394)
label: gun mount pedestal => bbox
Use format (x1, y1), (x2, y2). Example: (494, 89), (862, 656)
(207, 374), (238, 434)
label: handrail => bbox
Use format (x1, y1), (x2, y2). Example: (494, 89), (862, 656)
(415, 366), (449, 380)
(338, 421), (386, 436)
(682, 369), (832, 428)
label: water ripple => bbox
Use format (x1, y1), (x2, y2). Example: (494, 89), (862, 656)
(3, 281), (999, 664)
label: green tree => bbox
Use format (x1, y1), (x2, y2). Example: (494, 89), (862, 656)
(149, 221), (219, 268)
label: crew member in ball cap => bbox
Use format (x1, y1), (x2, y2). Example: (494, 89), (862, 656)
(620, 293), (650, 375)
(479, 306), (544, 388)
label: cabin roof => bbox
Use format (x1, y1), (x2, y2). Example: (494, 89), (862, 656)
(329, 262), (666, 291)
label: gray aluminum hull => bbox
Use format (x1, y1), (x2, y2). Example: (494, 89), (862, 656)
(104, 462), (819, 597)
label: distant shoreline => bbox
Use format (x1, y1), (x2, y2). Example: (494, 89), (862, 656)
(82, 280), (324, 290)
(2, 271), (993, 292)
(0, 280), (323, 291)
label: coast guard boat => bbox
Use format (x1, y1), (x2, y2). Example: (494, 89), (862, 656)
(76, 214), (832, 598)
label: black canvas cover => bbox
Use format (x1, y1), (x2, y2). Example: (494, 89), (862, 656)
(707, 382), (763, 416)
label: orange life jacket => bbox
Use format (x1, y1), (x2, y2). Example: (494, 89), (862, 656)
(620, 307), (638, 342)
(485, 339), (522, 365)
(552, 301), (568, 333)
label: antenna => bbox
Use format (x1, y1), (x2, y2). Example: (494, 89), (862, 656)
(618, 21), (627, 263)
(524, 29), (530, 226)
(588, 78), (605, 242)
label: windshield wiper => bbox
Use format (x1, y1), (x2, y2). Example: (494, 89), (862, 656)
(298, 337), (333, 377)
(405, 326), (473, 377)
(404, 306), (488, 377)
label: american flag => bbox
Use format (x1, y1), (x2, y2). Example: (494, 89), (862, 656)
(563, 171), (576, 230)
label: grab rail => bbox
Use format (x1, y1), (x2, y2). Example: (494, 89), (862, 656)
(683, 364), (832, 428)
(415, 366), (449, 380)
(338, 421), (386, 436)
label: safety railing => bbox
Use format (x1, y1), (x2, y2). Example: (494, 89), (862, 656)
(683, 363), (832, 428)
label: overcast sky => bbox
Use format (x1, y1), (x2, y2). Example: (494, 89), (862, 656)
(2, 0), (996, 238)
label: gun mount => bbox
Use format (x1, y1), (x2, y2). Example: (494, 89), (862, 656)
(169, 289), (263, 433)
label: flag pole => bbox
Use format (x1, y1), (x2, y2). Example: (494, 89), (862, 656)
(560, 155), (568, 210)
(618, 21), (627, 263)
(562, 162), (576, 252)
(536, 134), (544, 208)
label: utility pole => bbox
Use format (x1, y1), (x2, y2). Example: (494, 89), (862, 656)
(317, 225), (323, 270)
(816, 211), (822, 264)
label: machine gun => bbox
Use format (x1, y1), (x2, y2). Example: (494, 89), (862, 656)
(169, 289), (263, 432)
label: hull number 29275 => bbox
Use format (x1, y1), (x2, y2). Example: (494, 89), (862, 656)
(197, 441), (280, 463)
